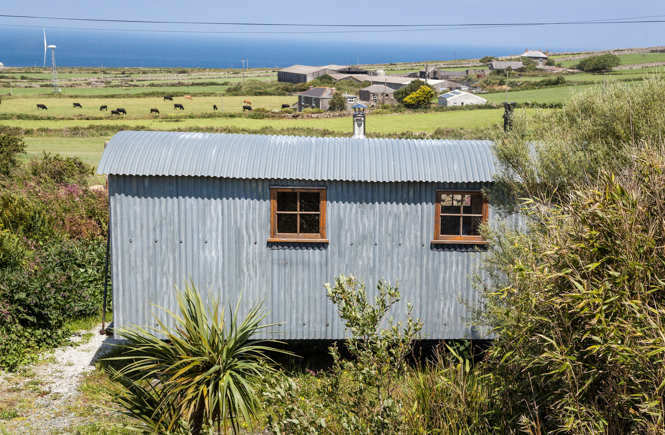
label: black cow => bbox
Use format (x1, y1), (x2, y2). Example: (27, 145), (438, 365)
(111, 110), (120, 115)
(174, 104), (184, 110)
(150, 108), (159, 114)
(116, 108), (127, 114)
(73, 103), (82, 108)
(37, 104), (47, 110)
(281, 104), (291, 109)
(213, 105), (218, 110)
(243, 105), (252, 111)
(100, 105), (107, 111)
(164, 96), (173, 101)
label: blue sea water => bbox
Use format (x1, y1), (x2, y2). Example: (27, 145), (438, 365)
(0, 27), (546, 68)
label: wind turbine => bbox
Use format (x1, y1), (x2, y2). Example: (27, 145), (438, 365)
(43, 28), (60, 93)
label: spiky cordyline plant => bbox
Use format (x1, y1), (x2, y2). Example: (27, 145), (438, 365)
(106, 283), (289, 434)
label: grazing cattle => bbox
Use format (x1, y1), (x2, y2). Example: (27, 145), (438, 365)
(116, 108), (127, 114)
(243, 100), (252, 105)
(111, 110), (120, 115)
(281, 104), (291, 109)
(37, 104), (47, 110)
(213, 105), (218, 110)
(243, 105), (252, 112)
(150, 108), (159, 114)
(184, 95), (192, 100)
(73, 103), (82, 108)
(174, 104), (184, 110)
(100, 105), (108, 111)
(164, 96), (173, 101)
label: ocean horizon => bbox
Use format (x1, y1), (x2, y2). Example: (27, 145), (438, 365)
(0, 27), (570, 69)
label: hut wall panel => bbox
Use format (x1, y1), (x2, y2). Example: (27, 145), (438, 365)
(110, 175), (516, 340)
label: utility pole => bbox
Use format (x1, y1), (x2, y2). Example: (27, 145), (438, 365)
(505, 68), (508, 103)
(241, 59), (245, 93)
(642, 50), (645, 79)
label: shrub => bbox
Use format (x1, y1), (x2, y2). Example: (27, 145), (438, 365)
(576, 53), (621, 72)
(394, 79), (431, 103)
(107, 284), (290, 435)
(0, 134), (26, 176)
(329, 92), (347, 111)
(403, 85), (435, 109)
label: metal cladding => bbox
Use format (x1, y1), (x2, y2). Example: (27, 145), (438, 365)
(101, 131), (508, 341)
(97, 131), (495, 184)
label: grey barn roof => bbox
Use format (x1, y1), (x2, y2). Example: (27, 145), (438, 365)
(97, 131), (495, 183)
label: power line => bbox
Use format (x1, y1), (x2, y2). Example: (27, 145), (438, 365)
(1, 13), (665, 30)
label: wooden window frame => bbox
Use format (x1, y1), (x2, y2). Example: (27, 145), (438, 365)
(269, 187), (328, 243)
(432, 190), (488, 244)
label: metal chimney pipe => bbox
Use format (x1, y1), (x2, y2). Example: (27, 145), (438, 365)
(351, 103), (367, 139)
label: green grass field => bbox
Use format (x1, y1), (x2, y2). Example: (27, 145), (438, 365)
(484, 84), (600, 103)
(22, 136), (110, 169)
(1, 108), (511, 135)
(0, 95), (296, 115)
(557, 52), (665, 68)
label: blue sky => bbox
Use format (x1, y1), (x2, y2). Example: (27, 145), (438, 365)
(2, 0), (664, 51)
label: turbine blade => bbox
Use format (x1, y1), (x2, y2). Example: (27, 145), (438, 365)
(43, 28), (47, 67)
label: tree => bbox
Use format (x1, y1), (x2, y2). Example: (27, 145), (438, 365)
(545, 58), (556, 66)
(394, 79), (431, 104)
(576, 53), (621, 72)
(0, 134), (26, 177)
(328, 91), (347, 111)
(403, 85), (435, 109)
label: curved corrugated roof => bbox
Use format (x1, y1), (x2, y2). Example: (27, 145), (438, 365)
(97, 131), (496, 183)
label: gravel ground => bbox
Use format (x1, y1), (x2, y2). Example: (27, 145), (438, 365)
(1, 325), (122, 434)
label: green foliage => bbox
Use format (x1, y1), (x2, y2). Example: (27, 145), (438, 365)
(328, 92), (347, 111)
(0, 134), (26, 176)
(107, 284), (290, 435)
(394, 79), (431, 103)
(403, 86), (435, 109)
(479, 56), (496, 64)
(545, 58), (556, 66)
(476, 148), (665, 433)
(576, 53), (622, 72)
(489, 77), (665, 211)
(265, 276), (422, 434)
(0, 238), (108, 370)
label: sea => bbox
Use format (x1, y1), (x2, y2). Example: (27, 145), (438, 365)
(0, 27), (561, 69)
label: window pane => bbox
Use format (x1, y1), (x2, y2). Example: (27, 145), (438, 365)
(471, 194), (483, 214)
(299, 214), (320, 234)
(440, 194), (459, 214)
(277, 192), (297, 211)
(277, 214), (297, 233)
(300, 192), (320, 212)
(462, 216), (482, 236)
(440, 216), (460, 235)
(462, 195), (472, 214)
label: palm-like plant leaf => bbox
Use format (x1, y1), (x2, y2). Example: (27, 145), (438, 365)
(105, 282), (291, 434)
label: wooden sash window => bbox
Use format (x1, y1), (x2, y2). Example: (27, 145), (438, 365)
(269, 187), (327, 243)
(433, 191), (488, 244)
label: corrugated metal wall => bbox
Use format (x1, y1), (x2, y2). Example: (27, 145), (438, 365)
(110, 175), (505, 340)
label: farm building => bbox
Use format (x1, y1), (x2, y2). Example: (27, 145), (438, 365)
(359, 84), (395, 105)
(438, 90), (487, 107)
(490, 60), (523, 70)
(418, 67), (466, 80)
(297, 86), (333, 111)
(277, 64), (347, 83)
(522, 49), (549, 64)
(328, 73), (373, 84)
(98, 125), (506, 341)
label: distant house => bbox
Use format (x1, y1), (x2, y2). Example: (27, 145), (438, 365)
(0, 62), (4, 69)
(438, 90), (487, 107)
(298, 86), (333, 111)
(370, 76), (415, 90)
(359, 84), (395, 105)
(521, 50), (549, 65)
(278, 65), (347, 83)
(419, 67), (467, 80)
(465, 69), (488, 78)
(343, 93), (359, 107)
(490, 60), (523, 70)
(328, 74), (373, 84)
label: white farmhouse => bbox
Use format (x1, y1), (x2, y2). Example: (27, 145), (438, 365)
(438, 90), (487, 107)
(521, 49), (549, 65)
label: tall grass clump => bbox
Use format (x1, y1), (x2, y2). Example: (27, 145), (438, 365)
(107, 284), (290, 435)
